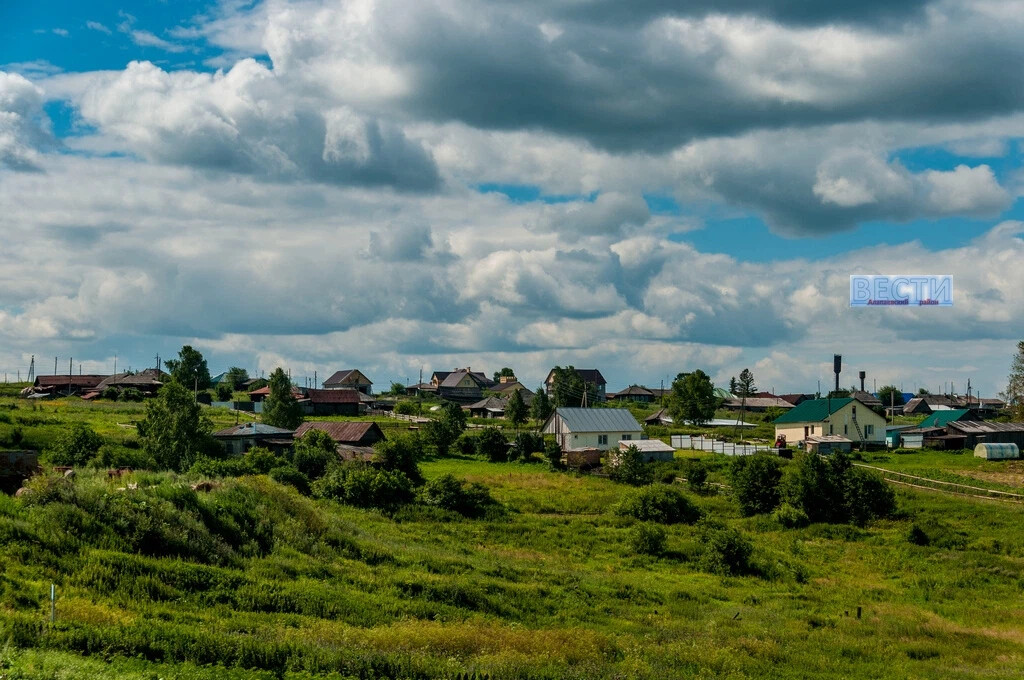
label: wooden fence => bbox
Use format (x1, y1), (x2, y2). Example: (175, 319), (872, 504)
(671, 434), (783, 457)
(852, 463), (1024, 504)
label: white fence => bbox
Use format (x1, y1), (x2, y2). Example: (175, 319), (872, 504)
(671, 434), (783, 456)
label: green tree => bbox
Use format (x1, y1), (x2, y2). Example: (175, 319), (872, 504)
(737, 368), (756, 397)
(225, 366), (249, 391)
(877, 385), (904, 408)
(476, 427), (509, 462)
(215, 383), (233, 402)
(505, 389), (527, 429)
(261, 368), (303, 430)
(164, 345), (212, 390)
(422, 402), (466, 456)
(373, 433), (424, 485)
(668, 370), (717, 426)
(1005, 340), (1024, 419)
(492, 367), (515, 383)
(549, 366), (597, 407)
(389, 381), (407, 396)
(137, 380), (216, 472)
(728, 376), (737, 395)
(730, 453), (785, 516)
(531, 386), (553, 423)
(292, 429), (337, 480)
(918, 387), (930, 395)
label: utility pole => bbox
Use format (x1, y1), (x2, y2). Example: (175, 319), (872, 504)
(113, 353), (117, 375)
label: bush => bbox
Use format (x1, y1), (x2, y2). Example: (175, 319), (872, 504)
(783, 451), (896, 525)
(48, 422), (104, 466)
(509, 431), (544, 462)
(772, 503), (810, 529)
(476, 427), (509, 462)
(544, 439), (563, 470)
(394, 401), (419, 415)
(609, 445), (654, 486)
(685, 459), (708, 492)
(616, 485), (702, 525)
(730, 454), (784, 516)
(188, 456), (256, 477)
(121, 387), (144, 402)
(454, 433), (478, 457)
(312, 463), (415, 512)
(102, 386), (121, 401)
(292, 430), (337, 481)
(269, 465), (311, 495)
(420, 474), (501, 518)
(629, 523), (667, 556)
(195, 391), (213, 405)
(697, 519), (754, 575)
(373, 434), (424, 485)
(907, 519), (968, 550)
(95, 444), (156, 470)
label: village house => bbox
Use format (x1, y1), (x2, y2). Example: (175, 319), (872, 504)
(213, 422), (294, 456)
(322, 369), (373, 395)
(294, 421), (386, 462)
(542, 407), (642, 452)
(431, 368), (491, 403)
(303, 388), (363, 416)
(544, 368), (607, 403)
(773, 397), (886, 447)
(489, 377), (534, 402)
(94, 368), (165, 397)
(31, 374), (108, 397)
(609, 438), (675, 463)
(607, 385), (658, 403)
(463, 396), (507, 419)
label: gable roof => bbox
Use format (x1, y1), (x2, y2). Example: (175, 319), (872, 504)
(213, 422), (294, 437)
(305, 388), (361, 404)
(440, 370), (487, 388)
(490, 381), (533, 395)
(548, 407), (642, 432)
(34, 374), (108, 389)
(545, 368), (607, 386)
(850, 390), (883, 407)
(723, 396), (795, 409)
(611, 385), (655, 397)
(919, 409), (971, 429)
(947, 421), (1024, 435)
(464, 396), (507, 411)
(323, 369), (372, 386)
(96, 369), (165, 389)
(294, 421), (384, 443)
(773, 398), (855, 424)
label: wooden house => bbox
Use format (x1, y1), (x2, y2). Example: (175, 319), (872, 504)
(542, 407), (642, 452)
(323, 369), (373, 394)
(773, 398), (886, 447)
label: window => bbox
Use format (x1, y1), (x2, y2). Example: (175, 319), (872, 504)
(811, 425), (815, 434)
(829, 424), (833, 434)
(622, 434), (632, 441)
(864, 425), (874, 436)
(844, 424), (848, 435)
(598, 434), (608, 445)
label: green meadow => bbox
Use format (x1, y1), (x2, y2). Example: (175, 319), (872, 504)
(0, 386), (1023, 678)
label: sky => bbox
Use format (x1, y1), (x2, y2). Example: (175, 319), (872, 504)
(2, 0), (1024, 397)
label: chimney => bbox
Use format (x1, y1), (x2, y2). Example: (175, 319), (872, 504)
(859, 371), (866, 392)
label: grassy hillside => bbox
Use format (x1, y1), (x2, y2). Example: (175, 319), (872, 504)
(0, 392), (1022, 678)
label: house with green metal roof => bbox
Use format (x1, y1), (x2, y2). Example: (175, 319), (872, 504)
(917, 409), (974, 429)
(773, 397), (886, 447)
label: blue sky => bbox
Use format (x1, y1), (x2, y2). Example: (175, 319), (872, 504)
(2, 0), (1024, 397)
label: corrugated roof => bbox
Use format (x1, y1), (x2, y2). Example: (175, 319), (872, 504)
(948, 421), (1024, 434)
(306, 388), (361, 404)
(773, 398), (854, 424)
(213, 423), (294, 437)
(724, 396), (795, 409)
(551, 407), (642, 433)
(919, 409), (970, 428)
(324, 369), (372, 386)
(294, 421), (383, 443)
(34, 375), (108, 389)
(464, 396), (506, 410)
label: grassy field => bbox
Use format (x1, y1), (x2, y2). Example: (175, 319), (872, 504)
(0, 386), (1022, 678)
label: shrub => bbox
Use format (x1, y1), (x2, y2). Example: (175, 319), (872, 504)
(544, 439), (563, 470)
(476, 427), (509, 462)
(188, 456), (256, 477)
(312, 463), (415, 511)
(843, 467), (897, 526)
(195, 391), (213, 405)
(10, 427), (23, 447)
(685, 459), (708, 492)
(509, 431), (544, 462)
(95, 444), (156, 470)
(908, 524), (930, 546)
(616, 485), (702, 525)
(243, 446), (282, 475)
(783, 451), (896, 525)
(907, 519), (968, 550)
(629, 523), (667, 556)
(454, 433), (478, 457)
(292, 430), (337, 481)
(102, 386), (121, 401)
(697, 519), (754, 576)
(269, 465), (310, 495)
(421, 474), (501, 518)
(773, 503), (810, 529)
(373, 434), (424, 485)
(394, 401), (419, 415)
(48, 422), (104, 466)
(609, 445), (654, 486)
(730, 453), (784, 516)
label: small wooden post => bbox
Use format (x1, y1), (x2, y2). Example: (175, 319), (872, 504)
(50, 583), (56, 624)
(856, 606), (862, 619)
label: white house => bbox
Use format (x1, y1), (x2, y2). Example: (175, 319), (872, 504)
(542, 407), (643, 451)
